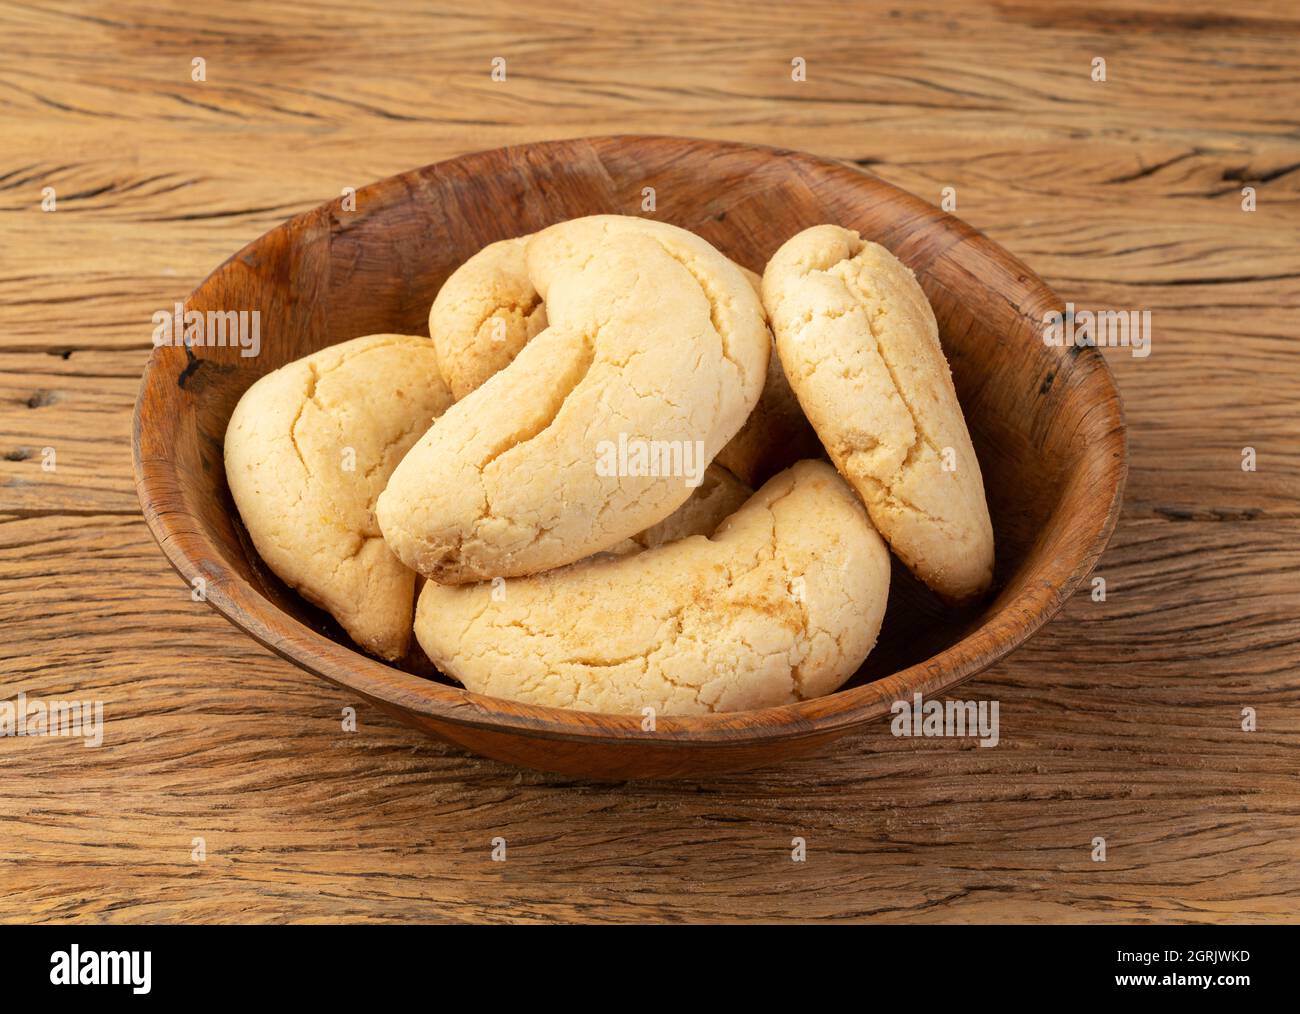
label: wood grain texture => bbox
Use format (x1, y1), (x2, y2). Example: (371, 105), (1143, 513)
(2, 0), (1297, 922)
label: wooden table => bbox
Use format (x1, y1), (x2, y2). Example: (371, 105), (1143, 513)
(2, 0), (1297, 924)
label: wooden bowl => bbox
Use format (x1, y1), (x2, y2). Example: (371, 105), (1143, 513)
(133, 136), (1126, 779)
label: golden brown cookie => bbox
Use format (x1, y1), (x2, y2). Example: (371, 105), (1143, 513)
(414, 460), (890, 715)
(429, 236), (548, 400)
(762, 225), (994, 601)
(224, 334), (455, 659)
(378, 217), (770, 583)
(428, 226), (820, 487)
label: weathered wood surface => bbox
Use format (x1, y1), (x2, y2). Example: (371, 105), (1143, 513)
(1, 0), (1297, 922)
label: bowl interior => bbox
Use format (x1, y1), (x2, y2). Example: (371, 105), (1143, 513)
(134, 135), (1124, 743)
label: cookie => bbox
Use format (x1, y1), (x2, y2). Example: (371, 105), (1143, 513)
(429, 227), (819, 487)
(762, 225), (994, 601)
(377, 217), (770, 583)
(224, 334), (454, 659)
(414, 460), (890, 715)
(429, 236), (548, 400)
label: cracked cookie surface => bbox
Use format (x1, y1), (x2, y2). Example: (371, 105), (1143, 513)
(378, 216), (770, 583)
(429, 235), (548, 399)
(224, 334), (455, 659)
(604, 464), (750, 556)
(428, 226), (819, 487)
(762, 224), (994, 601)
(414, 459), (890, 716)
